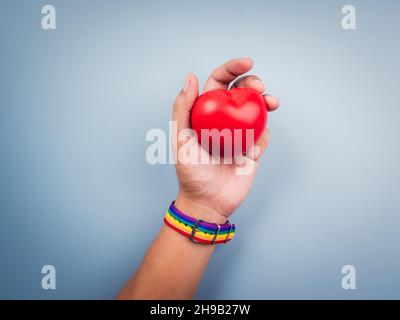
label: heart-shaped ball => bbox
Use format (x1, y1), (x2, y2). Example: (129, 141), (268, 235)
(191, 88), (267, 158)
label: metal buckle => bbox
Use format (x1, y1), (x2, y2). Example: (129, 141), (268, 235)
(211, 224), (221, 244)
(190, 220), (223, 244)
(190, 220), (232, 244)
(224, 223), (233, 243)
(189, 219), (204, 243)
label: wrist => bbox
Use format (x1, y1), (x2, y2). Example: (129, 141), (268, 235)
(174, 194), (228, 225)
(164, 196), (236, 245)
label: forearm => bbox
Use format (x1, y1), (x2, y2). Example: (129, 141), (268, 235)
(117, 225), (215, 299)
(117, 197), (227, 300)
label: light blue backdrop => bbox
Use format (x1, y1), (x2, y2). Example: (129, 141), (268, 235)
(0, 0), (399, 299)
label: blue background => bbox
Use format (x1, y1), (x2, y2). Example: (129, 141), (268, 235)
(1, 0), (399, 299)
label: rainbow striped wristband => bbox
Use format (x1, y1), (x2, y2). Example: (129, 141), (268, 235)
(164, 202), (235, 245)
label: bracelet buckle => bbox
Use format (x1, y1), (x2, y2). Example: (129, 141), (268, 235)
(189, 219), (223, 244)
(224, 223), (233, 243)
(189, 219), (204, 243)
(211, 223), (221, 244)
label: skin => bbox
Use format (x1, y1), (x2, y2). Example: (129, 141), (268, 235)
(117, 58), (280, 300)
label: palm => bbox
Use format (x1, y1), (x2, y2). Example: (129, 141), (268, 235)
(176, 142), (259, 218)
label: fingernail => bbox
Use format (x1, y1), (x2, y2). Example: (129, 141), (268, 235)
(183, 74), (191, 92)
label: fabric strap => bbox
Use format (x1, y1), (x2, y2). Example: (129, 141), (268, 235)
(163, 202), (235, 244)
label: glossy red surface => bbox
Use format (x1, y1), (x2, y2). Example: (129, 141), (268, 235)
(191, 88), (267, 158)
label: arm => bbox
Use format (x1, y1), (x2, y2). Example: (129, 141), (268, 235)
(118, 58), (280, 300)
(117, 197), (225, 300)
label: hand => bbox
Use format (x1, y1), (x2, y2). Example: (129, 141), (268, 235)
(172, 58), (280, 224)
(119, 58), (280, 300)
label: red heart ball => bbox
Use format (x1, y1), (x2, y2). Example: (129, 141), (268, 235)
(191, 88), (267, 158)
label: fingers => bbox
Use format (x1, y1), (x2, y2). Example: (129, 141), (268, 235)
(172, 73), (199, 133)
(264, 95), (280, 112)
(203, 58), (280, 112)
(231, 75), (265, 92)
(202, 58), (253, 93)
(247, 129), (271, 162)
(231, 75), (280, 112)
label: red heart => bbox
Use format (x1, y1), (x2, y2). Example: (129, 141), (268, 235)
(191, 88), (267, 158)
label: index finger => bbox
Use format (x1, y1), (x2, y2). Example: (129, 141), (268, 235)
(202, 58), (253, 93)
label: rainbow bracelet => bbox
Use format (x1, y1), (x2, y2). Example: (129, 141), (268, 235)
(164, 202), (235, 244)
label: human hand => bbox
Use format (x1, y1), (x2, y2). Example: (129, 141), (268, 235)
(119, 58), (279, 300)
(172, 58), (280, 224)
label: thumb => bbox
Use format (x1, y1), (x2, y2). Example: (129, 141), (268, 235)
(172, 73), (199, 133)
